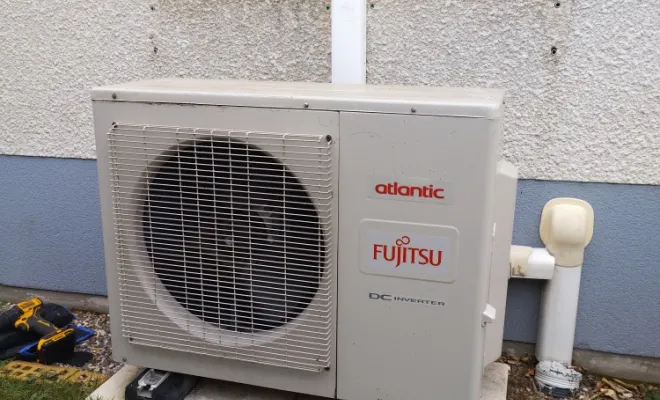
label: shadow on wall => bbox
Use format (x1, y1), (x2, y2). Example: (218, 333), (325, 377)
(0, 155), (659, 358)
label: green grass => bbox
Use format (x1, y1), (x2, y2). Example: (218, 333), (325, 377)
(0, 375), (98, 400)
(0, 361), (100, 400)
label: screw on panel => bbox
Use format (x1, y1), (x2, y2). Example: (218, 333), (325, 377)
(112, 93), (117, 99)
(153, 47), (158, 54)
(325, 134), (332, 143)
(326, 4), (330, 10)
(555, 2), (561, 7)
(370, 3), (375, 8)
(551, 46), (558, 55)
(304, 103), (309, 108)
(111, 121), (117, 128)
(150, 5), (156, 11)
(122, 357), (127, 362)
(324, 366), (331, 371)
(411, 107), (417, 113)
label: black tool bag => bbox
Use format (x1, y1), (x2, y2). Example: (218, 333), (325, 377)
(0, 303), (74, 360)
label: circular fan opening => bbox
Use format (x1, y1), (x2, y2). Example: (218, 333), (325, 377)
(142, 138), (324, 334)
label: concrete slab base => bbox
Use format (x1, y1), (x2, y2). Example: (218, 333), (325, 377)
(86, 365), (142, 400)
(187, 380), (297, 400)
(187, 362), (509, 400)
(480, 362), (510, 400)
(88, 362), (509, 400)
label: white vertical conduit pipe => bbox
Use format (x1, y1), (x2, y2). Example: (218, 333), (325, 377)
(331, 0), (367, 84)
(536, 265), (583, 365)
(510, 198), (594, 397)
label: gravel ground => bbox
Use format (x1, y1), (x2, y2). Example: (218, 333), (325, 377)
(503, 354), (658, 400)
(69, 310), (123, 376)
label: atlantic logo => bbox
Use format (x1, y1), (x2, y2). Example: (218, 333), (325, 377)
(368, 176), (451, 204)
(374, 182), (445, 199)
(372, 235), (443, 268)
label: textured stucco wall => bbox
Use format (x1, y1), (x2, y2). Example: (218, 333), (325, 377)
(1, 155), (659, 357)
(2, 1), (659, 184)
(0, 0), (330, 159)
(368, 0), (660, 184)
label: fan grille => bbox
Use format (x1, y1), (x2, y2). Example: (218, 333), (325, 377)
(108, 124), (334, 371)
(146, 138), (323, 333)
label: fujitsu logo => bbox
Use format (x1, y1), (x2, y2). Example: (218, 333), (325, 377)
(374, 182), (445, 199)
(372, 236), (443, 268)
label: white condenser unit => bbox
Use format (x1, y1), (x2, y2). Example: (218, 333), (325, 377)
(92, 79), (518, 400)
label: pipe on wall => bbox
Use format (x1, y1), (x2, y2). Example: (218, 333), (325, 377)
(510, 198), (594, 397)
(510, 246), (555, 280)
(536, 265), (583, 365)
(331, 0), (366, 84)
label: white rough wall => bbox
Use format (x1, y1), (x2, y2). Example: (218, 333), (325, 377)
(0, 0), (330, 158)
(1, 0), (659, 184)
(368, 0), (660, 184)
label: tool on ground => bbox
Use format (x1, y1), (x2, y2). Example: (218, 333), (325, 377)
(17, 324), (95, 366)
(125, 369), (198, 400)
(0, 298), (76, 364)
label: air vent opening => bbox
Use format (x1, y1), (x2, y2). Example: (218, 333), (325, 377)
(142, 138), (325, 334)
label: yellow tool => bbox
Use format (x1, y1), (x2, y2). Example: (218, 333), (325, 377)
(0, 298), (76, 364)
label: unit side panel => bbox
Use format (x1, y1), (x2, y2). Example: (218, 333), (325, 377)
(337, 112), (500, 400)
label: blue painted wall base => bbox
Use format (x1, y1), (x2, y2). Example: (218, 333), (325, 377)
(0, 155), (658, 357)
(0, 156), (105, 295)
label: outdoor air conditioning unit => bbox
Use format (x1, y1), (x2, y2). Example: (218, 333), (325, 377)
(92, 79), (517, 400)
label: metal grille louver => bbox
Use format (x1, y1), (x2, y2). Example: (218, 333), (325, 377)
(108, 124), (334, 371)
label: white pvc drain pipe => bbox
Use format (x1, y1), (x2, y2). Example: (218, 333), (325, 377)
(510, 198), (594, 397)
(536, 265), (583, 364)
(331, 0), (366, 84)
